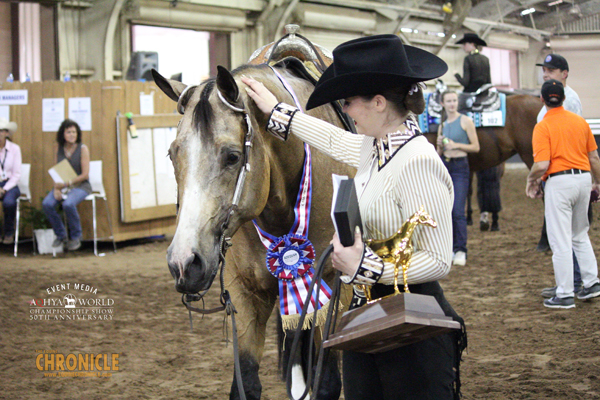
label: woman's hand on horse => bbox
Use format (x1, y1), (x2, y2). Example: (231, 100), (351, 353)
(330, 228), (363, 277)
(241, 76), (279, 114)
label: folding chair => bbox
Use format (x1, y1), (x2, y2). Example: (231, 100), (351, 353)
(85, 160), (117, 256)
(14, 163), (36, 257)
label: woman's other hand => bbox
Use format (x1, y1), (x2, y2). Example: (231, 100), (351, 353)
(241, 76), (279, 115)
(331, 228), (363, 277)
(443, 138), (458, 150)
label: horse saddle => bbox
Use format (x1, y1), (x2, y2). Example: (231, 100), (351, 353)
(248, 25), (356, 133)
(459, 84), (501, 114)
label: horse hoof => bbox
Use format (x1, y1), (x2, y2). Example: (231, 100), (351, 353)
(467, 217), (473, 226)
(480, 221), (490, 231)
(491, 222), (499, 231)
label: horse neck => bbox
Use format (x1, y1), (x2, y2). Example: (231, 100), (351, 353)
(254, 129), (307, 237)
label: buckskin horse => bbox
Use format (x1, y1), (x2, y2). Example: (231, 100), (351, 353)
(152, 60), (354, 399)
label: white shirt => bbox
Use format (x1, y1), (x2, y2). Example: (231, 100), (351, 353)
(537, 85), (582, 122)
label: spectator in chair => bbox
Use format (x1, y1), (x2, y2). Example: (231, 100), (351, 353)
(42, 119), (92, 251)
(0, 118), (22, 245)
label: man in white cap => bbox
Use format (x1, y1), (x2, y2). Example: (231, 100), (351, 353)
(535, 54), (586, 299)
(0, 118), (22, 245)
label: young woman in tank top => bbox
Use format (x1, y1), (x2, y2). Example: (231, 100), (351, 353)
(42, 119), (92, 251)
(437, 90), (480, 266)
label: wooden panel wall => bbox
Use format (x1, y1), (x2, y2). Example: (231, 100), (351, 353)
(1, 80), (180, 241)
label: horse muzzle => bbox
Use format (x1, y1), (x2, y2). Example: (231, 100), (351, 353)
(167, 249), (216, 294)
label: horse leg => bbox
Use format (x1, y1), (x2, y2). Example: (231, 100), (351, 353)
(230, 354), (262, 400)
(278, 316), (309, 399)
(228, 278), (277, 400)
(278, 319), (342, 400)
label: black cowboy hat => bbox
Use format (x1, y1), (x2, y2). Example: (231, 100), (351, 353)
(455, 33), (487, 47)
(305, 35), (448, 110)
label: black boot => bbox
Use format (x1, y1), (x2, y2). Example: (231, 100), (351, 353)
(491, 212), (499, 231)
(537, 218), (551, 252)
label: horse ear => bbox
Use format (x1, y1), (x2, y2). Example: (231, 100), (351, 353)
(152, 69), (188, 102)
(216, 65), (240, 106)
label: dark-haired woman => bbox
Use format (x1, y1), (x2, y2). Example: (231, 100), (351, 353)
(243, 35), (466, 400)
(42, 119), (92, 251)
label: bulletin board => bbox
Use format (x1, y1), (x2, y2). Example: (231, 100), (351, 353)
(117, 114), (180, 223)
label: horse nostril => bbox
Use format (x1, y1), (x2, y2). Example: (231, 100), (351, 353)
(167, 260), (180, 280)
(184, 251), (206, 284)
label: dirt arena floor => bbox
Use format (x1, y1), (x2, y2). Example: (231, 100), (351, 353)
(2, 166), (600, 400)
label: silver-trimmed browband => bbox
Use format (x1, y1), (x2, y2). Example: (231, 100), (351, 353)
(177, 85), (194, 114)
(217, 89), (245, 113)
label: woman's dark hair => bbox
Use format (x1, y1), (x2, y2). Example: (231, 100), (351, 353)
(363, 82), (426, 118)
(441, 90), (458, 103)
(56, 119), (82, 145)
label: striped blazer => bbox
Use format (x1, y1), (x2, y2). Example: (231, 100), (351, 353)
(268, 103), (454, 287)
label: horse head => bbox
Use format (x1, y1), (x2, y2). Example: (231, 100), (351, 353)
(152, 65), (311, 294)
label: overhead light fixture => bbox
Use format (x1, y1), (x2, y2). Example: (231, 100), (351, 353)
(400, 27), (413, 33)
(520, 8), (536, 16)
(548, 0), (563, 6)
(569, 4), (582, 15)
(437, 32), (446, 37)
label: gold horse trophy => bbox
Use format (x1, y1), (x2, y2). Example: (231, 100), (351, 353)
(323, 207), (461, 353)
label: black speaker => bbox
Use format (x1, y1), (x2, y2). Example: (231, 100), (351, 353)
(126, 51), (158, 81)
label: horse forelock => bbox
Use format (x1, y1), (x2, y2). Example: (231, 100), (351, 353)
(191, 80), (216, 142)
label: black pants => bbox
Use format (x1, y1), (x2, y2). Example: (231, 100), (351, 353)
(343, 281), (465, 400)
(477, 166), (502, 213)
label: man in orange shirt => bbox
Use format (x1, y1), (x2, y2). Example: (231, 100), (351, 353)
(526, 79), (600, 309)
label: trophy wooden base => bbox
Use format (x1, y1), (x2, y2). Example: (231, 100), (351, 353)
(323, 293), (461, 353)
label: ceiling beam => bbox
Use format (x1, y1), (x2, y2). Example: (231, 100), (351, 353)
(306, 0), (551, 38)
(535, 0), (600, 30)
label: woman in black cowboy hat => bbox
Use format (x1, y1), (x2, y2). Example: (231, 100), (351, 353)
(243, 34), (466, 400)
(454, 32), (491, 93)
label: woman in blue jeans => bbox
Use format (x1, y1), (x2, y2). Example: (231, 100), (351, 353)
(437, 91), (480, 266)
(43, 119), (92, 251)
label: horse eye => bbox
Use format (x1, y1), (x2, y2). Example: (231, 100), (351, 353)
(226, 152), (241, 166)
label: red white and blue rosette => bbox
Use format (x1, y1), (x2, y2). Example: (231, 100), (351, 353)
(253, 145), (333, 330)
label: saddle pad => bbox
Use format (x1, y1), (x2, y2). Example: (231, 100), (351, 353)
(418, 92), (506, 132)
(467, 93), (506, 128)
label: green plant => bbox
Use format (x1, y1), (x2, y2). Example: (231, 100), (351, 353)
(20, 201), (53, 230)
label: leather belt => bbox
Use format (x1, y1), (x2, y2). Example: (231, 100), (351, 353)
(548, 168), (589, 178)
